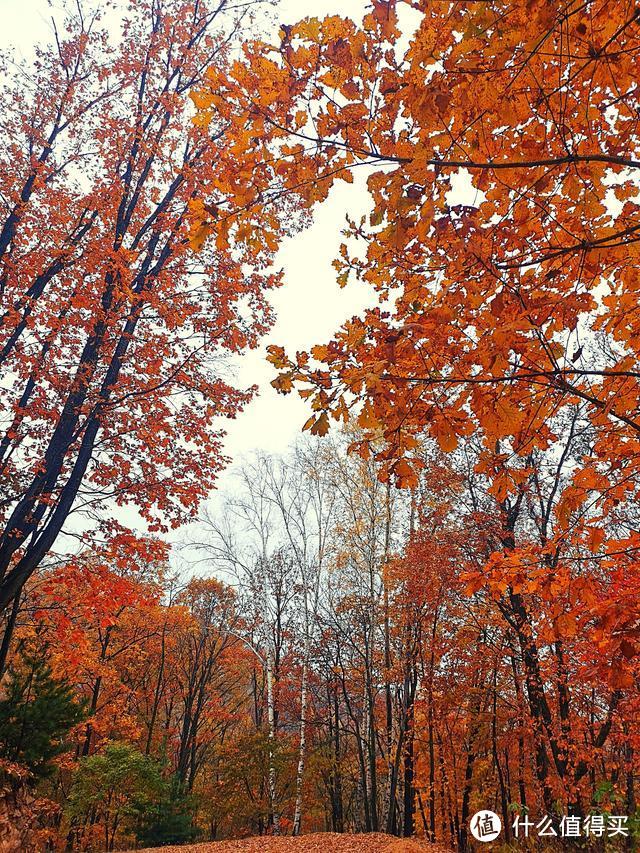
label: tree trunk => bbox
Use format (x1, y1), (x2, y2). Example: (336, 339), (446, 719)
(402, 703), (415, 837)
(292, 652), (309, 835)
(266, 634), (279, 833)
(0, 590), (21, 678)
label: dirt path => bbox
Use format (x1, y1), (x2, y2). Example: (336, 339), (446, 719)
(130, 832), (453, 853)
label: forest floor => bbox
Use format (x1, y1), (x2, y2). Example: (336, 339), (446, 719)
(131, 832), (453, 853)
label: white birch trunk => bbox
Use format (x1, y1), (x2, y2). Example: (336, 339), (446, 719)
(265, 648), (280, 835)
(292, 649), (309, 835)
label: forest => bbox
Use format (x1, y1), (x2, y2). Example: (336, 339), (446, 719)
(0, 0), (639, 850)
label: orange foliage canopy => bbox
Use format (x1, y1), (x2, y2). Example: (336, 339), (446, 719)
(192, 0), (640, 480)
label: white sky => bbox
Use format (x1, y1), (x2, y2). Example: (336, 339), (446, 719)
(223, 177), (374, 458)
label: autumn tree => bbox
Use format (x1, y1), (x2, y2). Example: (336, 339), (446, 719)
(22, 534), (167, 763)
(171, 578), (241, 793)
(0, 0), (296, 614)
(191, 4), (640, 547)
(192, 442), (343, 834)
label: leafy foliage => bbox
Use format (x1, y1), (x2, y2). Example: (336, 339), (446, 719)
(135, 780), (200, 848)
(67, 743), (164, 849)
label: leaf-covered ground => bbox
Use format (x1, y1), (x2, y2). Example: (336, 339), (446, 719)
(131, 833), (453, 853)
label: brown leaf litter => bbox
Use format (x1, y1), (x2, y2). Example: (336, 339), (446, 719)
(130, 832), (453, 853)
